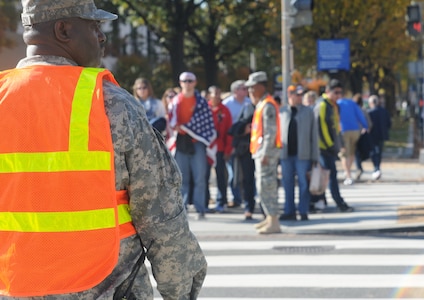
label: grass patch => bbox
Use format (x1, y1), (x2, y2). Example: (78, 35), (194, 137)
(385, 115), (409, 148)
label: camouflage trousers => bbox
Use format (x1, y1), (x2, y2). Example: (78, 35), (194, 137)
(254, 156), (280, 216)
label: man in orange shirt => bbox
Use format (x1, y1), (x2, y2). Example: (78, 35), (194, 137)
(169, 72), (216, 220)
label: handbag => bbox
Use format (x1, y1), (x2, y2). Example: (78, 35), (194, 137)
(356, 132), (372, 161)
(309, 164), (330, 195)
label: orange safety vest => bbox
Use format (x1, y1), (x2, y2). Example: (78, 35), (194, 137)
(250, 95), (282, 154)
(0, 66), (136, 297)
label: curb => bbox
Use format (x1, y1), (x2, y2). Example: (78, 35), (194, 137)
(285, 225), (424, 236)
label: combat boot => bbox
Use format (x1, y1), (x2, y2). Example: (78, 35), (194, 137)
(257, 215), (281, 234)
(253, 218), (268, 229)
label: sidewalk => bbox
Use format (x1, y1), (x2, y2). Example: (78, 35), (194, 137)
(336, 158), (424, 183)
(198, 118), (423, 236)
(194, 155), (424, 237)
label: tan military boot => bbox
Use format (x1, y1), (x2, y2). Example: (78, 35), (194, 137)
(257, 215), (281, 234)
(253, 218), (268, 229)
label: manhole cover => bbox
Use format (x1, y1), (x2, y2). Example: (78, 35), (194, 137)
(272, 246), (335, 253)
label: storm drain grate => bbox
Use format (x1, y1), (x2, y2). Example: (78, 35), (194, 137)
(272, 245), (335, 253)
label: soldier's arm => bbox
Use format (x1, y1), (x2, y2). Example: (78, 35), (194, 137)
(261, 102), (278, 158)
(104, 82), (207, 299)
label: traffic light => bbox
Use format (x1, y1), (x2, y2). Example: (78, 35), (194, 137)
(291, 0), (314, 11)
(406, 4), (422, 39)
(290, 0), (314, 28)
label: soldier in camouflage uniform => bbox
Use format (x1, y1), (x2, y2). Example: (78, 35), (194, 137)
(245, 72), (282, 234)
(0, 0), (207, 299)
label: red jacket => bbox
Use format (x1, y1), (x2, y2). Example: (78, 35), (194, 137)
(208, 102), (233, 155)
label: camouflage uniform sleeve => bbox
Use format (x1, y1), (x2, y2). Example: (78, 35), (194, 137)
(103, 81), (207, 299)
(261, 102), (279, 158)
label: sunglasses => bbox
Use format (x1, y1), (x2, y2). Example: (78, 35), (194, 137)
(166, 94), (175, 98)
(136, 86), (148, 90)
(180, 80), (194, 83)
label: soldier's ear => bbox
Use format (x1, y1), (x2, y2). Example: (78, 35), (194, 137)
(54, 19), (73, 43)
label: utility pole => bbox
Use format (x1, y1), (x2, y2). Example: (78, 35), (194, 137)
(281, 0), (291, 105)
(281, 0), (314, 105)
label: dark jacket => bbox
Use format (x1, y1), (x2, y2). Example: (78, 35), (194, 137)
(368, 106), (391, 142)
(228, 102), (255, 156)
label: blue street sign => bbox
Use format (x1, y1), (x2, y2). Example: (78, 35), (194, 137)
(317, 39), (350, 71)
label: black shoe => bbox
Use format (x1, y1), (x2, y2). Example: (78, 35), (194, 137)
(227, 202), (241, 208)
(338, 203), (354, 212)
(244, 212), (253, 220)
(279, 214), (297, 221)
(300, 214), (308, 221)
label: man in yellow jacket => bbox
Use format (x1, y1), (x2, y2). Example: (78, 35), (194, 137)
(314, 79), (354, 213)
(0, 0), (206, 299)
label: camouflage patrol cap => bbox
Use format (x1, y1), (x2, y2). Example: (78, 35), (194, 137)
(21, 0), (118, 26)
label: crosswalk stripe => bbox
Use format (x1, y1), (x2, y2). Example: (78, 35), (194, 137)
(198, 239), (424, 250)
(204, 255), (424, 266)
(156, 298), (424, 300)
(201, 274), (424, 287)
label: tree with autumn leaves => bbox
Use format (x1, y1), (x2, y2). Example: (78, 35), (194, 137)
(292, 0), (418, 111)
(1, 0), (419, 111)
(103, 0), (417, 110)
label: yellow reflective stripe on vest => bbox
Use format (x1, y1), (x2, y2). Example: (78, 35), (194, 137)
(118, 204), (132, 225)
(0, 204), (131, 232)
(69, 68), (97, 152)
(0, 151), (110, 173)
(0, 68), (110, 173)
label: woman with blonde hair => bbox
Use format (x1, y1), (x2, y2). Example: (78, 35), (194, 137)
(133, 77), (167, 132)
(161, 87), (178, 115)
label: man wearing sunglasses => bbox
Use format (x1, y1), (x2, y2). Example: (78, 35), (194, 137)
(314, 79), (354, 213)
(169, 72), (216, 220)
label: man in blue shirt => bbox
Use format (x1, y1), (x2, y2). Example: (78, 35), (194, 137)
(337, 97), (369, 185)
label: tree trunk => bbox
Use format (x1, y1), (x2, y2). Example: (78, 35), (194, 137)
(349, 67), (363, 95)
(202, 46), (219, 88)
(168, 31), (187, 86)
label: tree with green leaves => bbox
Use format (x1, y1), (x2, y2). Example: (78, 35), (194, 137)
(98, 0), (417, 109)
(107, 0), (197, 85)
(184, 0), (275, 86)
(101, 0), (280, 88)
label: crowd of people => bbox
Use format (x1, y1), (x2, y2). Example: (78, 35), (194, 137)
(136, 71), (391, 234)
(0, 1), (394, 298)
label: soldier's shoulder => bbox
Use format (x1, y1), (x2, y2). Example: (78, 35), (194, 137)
(103, 81), (140, 114)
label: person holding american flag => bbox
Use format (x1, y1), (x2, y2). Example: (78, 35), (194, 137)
(168, 72), (217, 220)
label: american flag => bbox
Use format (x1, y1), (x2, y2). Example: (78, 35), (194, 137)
(167, 93), (217, 165)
